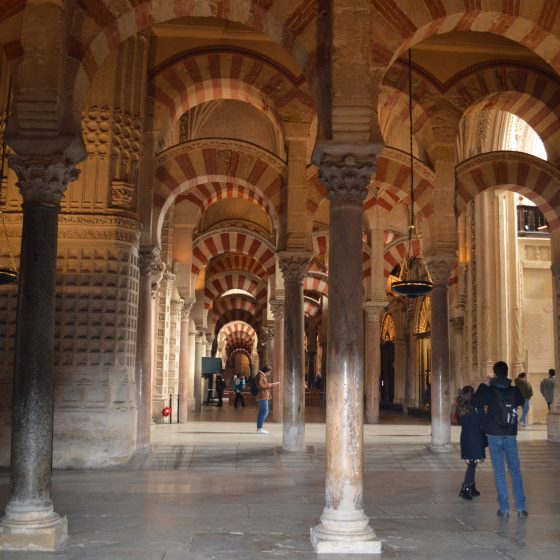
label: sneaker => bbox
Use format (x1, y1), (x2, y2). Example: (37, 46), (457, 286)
(497, 510), (509, 519)
(256, 428), (269, 434)
(517, 510), (528, 518)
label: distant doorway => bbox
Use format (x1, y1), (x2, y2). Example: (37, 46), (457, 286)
(380, 314), (396, 404)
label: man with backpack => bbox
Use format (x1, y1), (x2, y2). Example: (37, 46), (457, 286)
(473, 361), (527, 519)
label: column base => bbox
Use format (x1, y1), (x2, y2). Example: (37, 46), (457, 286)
(0, 510), (67, 551)
(310, 509), (381, 554)
(429, 443), (454, 453)
(547, 411), (560, 442)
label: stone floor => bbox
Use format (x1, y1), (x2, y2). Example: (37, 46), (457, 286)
(1, 410), (559, 559)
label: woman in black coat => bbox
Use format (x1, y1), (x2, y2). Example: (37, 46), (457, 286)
(456, 385), (486, 500)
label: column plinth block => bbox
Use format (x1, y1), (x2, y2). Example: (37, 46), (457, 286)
(310, 509), (381, 554)
(547, 411), (560, 442)
(0, 505), (68, 551)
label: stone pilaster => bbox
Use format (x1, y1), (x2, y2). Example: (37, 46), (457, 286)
(0, 154), (80, 551)
(364, 302), (385, 424)
(426, 256), (454, 452)
(270, 301), (285, 423)
(310, 154), (381, 554)
(193, 331), (205, 412)
(279, 252), (311, 453)
(178, 301), (194, 423)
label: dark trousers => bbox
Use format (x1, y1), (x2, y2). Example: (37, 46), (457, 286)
(234, 392), (245, 407)
(464, 460), (477, 485)
(217, 392), (223, 406)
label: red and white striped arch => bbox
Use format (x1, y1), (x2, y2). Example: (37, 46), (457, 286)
(206, 254), (269, 281)
(373, 1), (560, 77)
(219, 321), (257, 342)
(72, 1), (316, 111)
(303, 274), (329, 298)
(149, 47), (315, 134)
(213, 296), (258, 319)
(155, 139), (285, 223)
(383, 238), (422, 278)
(225, 332), (254, 356)
(304, 297), (322, 318)
(366, 147), (434, 221)
(227, 348), (253, 364)
(456, 151), (560, 231)
(205, 273), (267, 311)
(216, 310), (259, 334)
(192, 230), (276, 278)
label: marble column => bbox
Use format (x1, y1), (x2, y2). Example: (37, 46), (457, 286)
(426, 256), (454, 452)
(307, 320), (318, 386)
(194, 331), (205, 413)
(279, 253), (311, 452)
(178, 302), (193, 423)
(187, 322), (197, 411)
(135, 247), (160, 447)
(548, 263), (560, 441)
(310, 154), (380, 553)
(0, 155), (80, 551)
(364, 303), (384, 424)
(270, 302), (285, 423)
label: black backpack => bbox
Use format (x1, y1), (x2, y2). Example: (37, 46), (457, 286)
(492, 386), (517, 428)
(250, 375), (260, 397)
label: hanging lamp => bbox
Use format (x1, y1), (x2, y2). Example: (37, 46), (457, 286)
(0, 79), (17, 285)
(391, 49), (433, 298)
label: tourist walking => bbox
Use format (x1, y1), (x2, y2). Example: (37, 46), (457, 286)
(473, 361), (527, 519)
(515, 372), (533, 427)
(233, 374), (246, 408)
(540, 369), (555, 411)
(254, 365), (278, 434)
(455, 386), (486, 500)
(215, 373), (226, 407)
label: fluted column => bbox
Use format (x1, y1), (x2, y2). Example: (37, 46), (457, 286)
(178, 302), (193, 423)
(136, 246), (160, 446)
(426, 256), (454, 451)
(279, 253), (311, 452)
(0, 155), (80, 550)
(364, 302), (384, 424)
(310, 154), (380, 553)
(270, 302), (284, 423)
(193, 331), (205, 413)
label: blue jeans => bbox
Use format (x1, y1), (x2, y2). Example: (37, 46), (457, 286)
(257, 399), (269, 429)
(487, 435), (526, 512)
(520, 399), (530, 426)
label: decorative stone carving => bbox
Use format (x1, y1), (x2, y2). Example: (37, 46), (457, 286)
(426, 256), (454, 287)
(181, 300), (194, 320)
(110, 180), (135, 210)
(364, 301), (386, 322)
(82, 105), (111, 160)
(111, 109), (143, 166)
(318, 154), (375, 205)
(278, 252), (312, 285)
(7, 155), (80, 205)
(138, 246), (160, 276)
(270, 300), (285, 321)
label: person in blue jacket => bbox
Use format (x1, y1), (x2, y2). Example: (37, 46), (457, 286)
(456, 385), (486, 500)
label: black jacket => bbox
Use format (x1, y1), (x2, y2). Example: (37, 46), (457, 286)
(459, 407), (486, 461)
(472, 377), (525, 436)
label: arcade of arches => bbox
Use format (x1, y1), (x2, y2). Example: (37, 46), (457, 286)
(1, 0), (560, 554)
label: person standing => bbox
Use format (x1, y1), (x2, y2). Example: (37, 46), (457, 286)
(473, 361), (527, 519)
(255, 365), (277, 434)
(540, 369), (556, 411)
(455, 386), (486, 500)
(233, 374), (246, 408)
(215, 373), (226, 407)
(515, 372), (533, 427)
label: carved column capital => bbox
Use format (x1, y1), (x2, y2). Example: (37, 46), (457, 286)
(181, 300), (194, 320)
(318, 154), (376, 206)
(7, 154), (80, 205)
(450, 316), (464, 330)
(363, 301), (386, 322)
(426, 255), (455, 287)
(270, 300), (285, 321)
(138, 246), (160, 276)
(261, 326), (274, 343)
(278, 251), (312, 285)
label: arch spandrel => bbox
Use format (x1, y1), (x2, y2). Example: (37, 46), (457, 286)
(456, 150), (560, 230)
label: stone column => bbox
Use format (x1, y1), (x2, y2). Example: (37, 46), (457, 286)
(178, 302), (193, 423)
(187, 322), (197, 411)
(548, 263), (560, 441)
(0, 155), (80, 551)
(193, 331), (205, 413)
(136, 246), (160, 447)
(270, 301), (284, 423)
(364, 302), (384, 424)
(307, 319), (318, 386)
(279, 253), (311, 452)
(310, 154), (380, 553)
(426, 256), (454, 452)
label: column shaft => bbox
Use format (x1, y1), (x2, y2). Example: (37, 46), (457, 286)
(310, 154), (380, 553)
(364, 306), (383, 424)
(178, 304), (192, 424)
(193, 332), (204, 412)
(271, 304), (284, 423)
